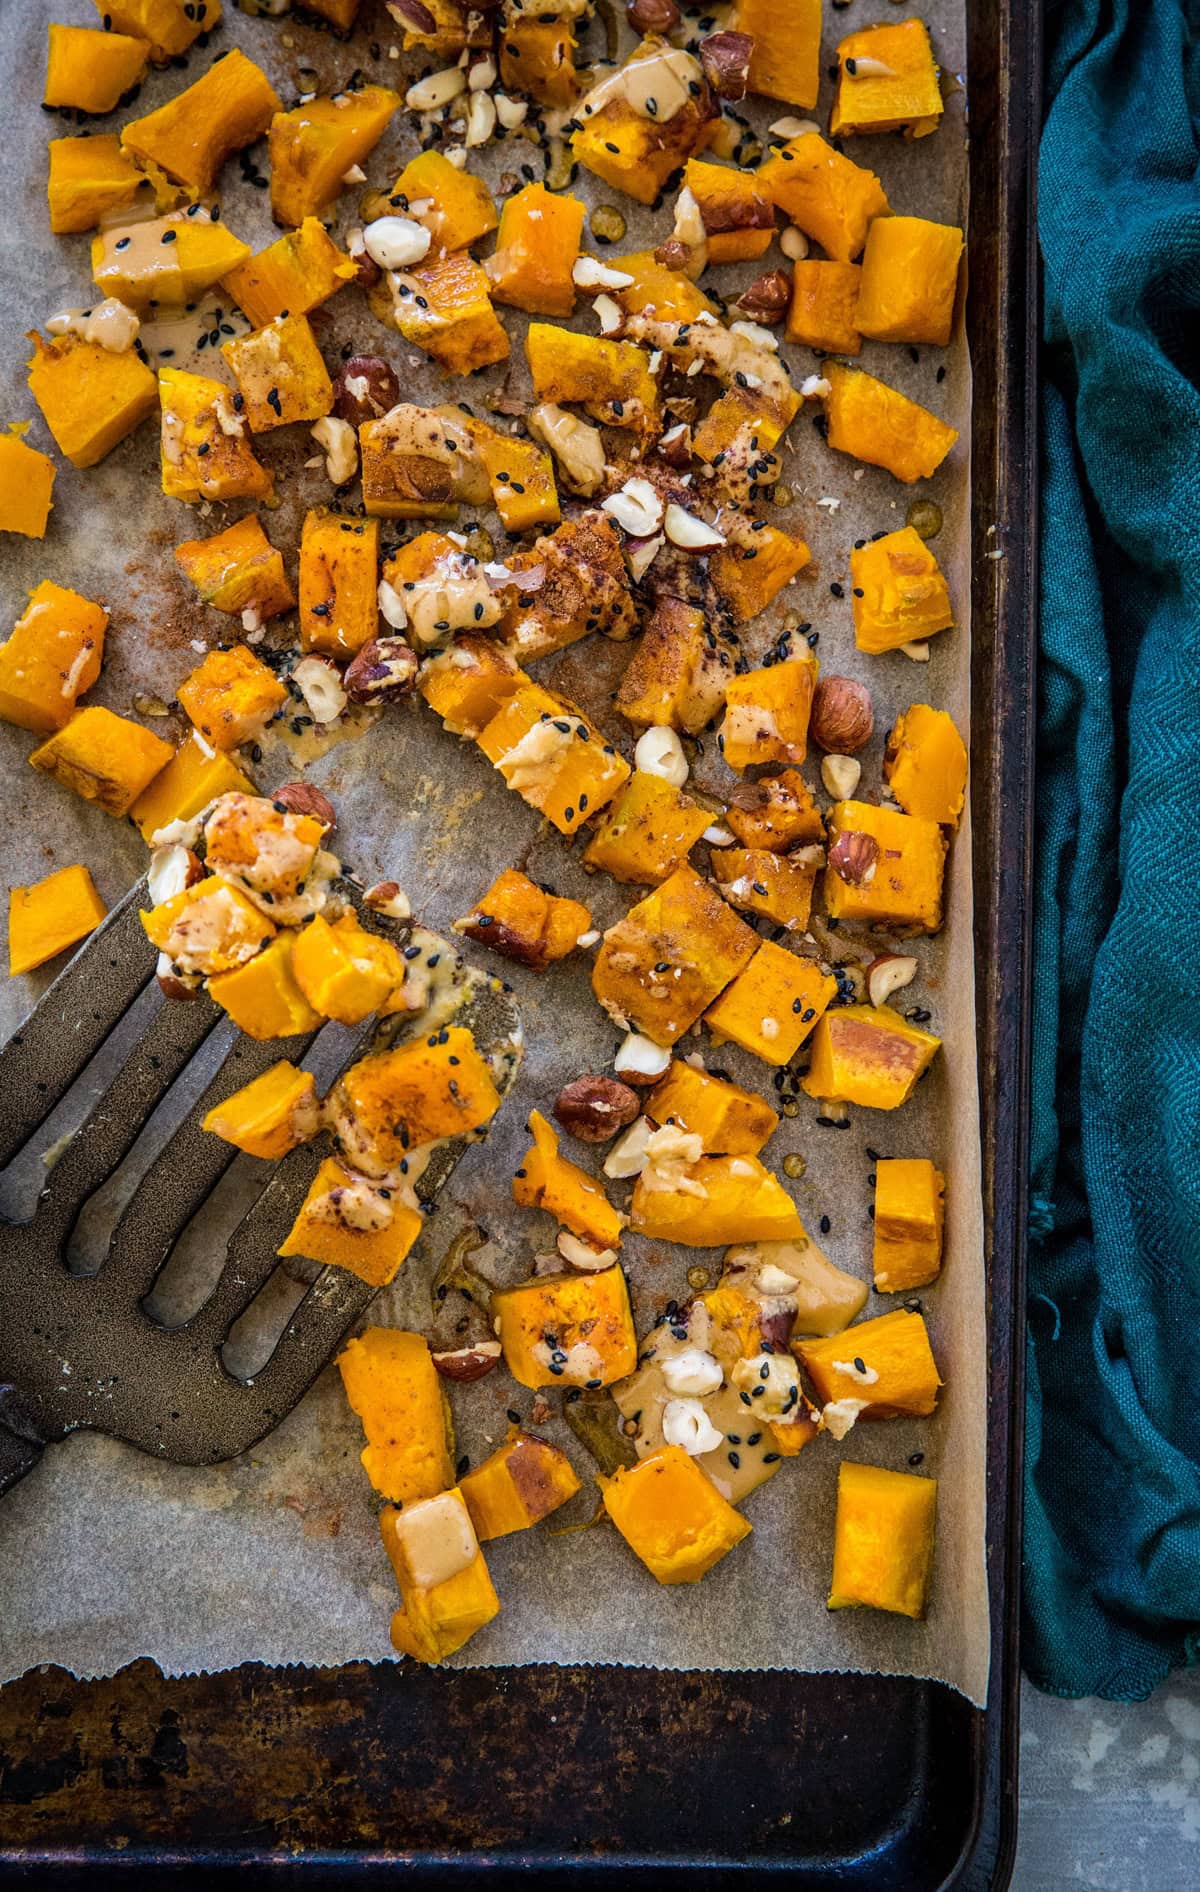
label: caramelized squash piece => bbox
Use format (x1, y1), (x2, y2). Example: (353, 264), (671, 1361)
(336, 1026), (502, 1169)
(121, 48), (281, 197)
(477, 682), (631, 836)
(27, 331), (157, 470)
(497, 512), (634, 660)
(500, 12), (581, 107)
(582, 770), (710, 886)
(829, 1461), (938, 1619)
(268, 85), (400, 227)
(202, 1061), (318, 1161)
(418, 633), (528, 736)
(9, 866), (107, 978)
(488, 183), (584, 318)
(159, 366), (273, 504)
(572, 38), (717, 206)
(710, 523), (810, 625)
(382, 252), (510, 377)
(513, 1110), (624, 1252)
(526, 324), (660, 437)
(682, 158), (775, 264)
(0, 581), (106, 734)
(646, 1061), (778, 1156)
(141, 873), (273, 977)
(830, 18), (944, 141)
(724, 769), (822, 853)
(279, 1158), (423, 1285)
(600, 1446), (752, 1584)
(380, 150), (498, 253)
(616, 599), (737, 736)
(494, 1264), (637, 1389)
(30, 706), (171, 816)
(174, 515), (294, 622)
(48, 134), (148, 235)
(607, 249), (718, 323)
(177, 645), (287, 750)
(338, 1328), (455, 1503)
(850, 526), (954, 654)
(824, 798), (947, 934)
(705, 941), (836, 1066)
(873, 1158), (945, 1292)
(822, 364), (958, 485)
(222, 217), (357, 327)
(299, 509), (379, 657)
(460, 1432), (582, 1541)
(631, 1150), (804, 1246)
(221, 314), (333, 431)
(455, 869), (590, 971)
(711, 845), (820, 932)
(759, 132), (889, 264)
(592, 864), (757, 1046)
(291, 913), (406, 1026)
(720, 653), (818, 770)
(802, 1004), (941, 1111)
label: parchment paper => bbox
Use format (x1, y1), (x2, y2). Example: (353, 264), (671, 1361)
(0, 0), (987, 1703)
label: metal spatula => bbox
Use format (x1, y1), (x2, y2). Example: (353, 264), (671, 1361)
(0, 876), (521, 1500)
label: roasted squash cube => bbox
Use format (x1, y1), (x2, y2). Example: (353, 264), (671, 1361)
(142, 873), (274, 979)
(830, 19), (944, 141)
(359, 406), (461, 522)
(400, 0), (490, 60)
(799, 1308), (942, 1420)
(682, 158), (774, 265)
(498, 511), (634, 661)
(526, 324), (660, 436)
(207, 929), (323, 1038)
(474, 429), (560, 536)
(825, 798), (947, 933)
(705, 940), (836, 1066)
(732, 0), (820, 107)
(268, 85), (400, 227)
(494, 1263), (637, 1389)
(177, 645), (288, 751)
(691, 386), (798, 466)
(383, 150), (498, 254)
(499, 13), (580, 107)
(647, 1061), (777, 1155)
(600, 1446), (751, 1584)
(488, 182), (584, 317)
(721, 653), (818, 770)
(801, 1003), (941, 1110)
(455, 869), (590, 971)
(592, 864), (757, 1045)
(339, 1328), (454, 1503)
(829, 1461), (937, 1618)
(419, 634), (527, 735)
(291, 913), (406, 1025)
(711, 846), (820, 932)
(856, 216), (964, 347)
(710, 524), (810, 625)
(48, 133), (148, 236)
(92, 215), (251, 310)
(0, 581), (105, 734)
(759, 132), (889, 264)
(583, 771), (710, 886)
(174, 515), (294, 622)
(131, 735), (253, 844)
(381, 531), (501, 652)
(572, 38), (717, 206)
(30, 706), (171, 816)
(513, 1110), (624, 1252)
(786, 259), (863, 354)
(205, 796), (329, 918)
(221, 314), (333, 431)
(122, 48), (281, 197)
(27, 331), (157, 470)
(823, 364), (958, 485)
(724, 769), (822, 852)
(607, 248), (719, 323)
(382, 252), (510, 378)
(92, 0), (219, 63)
(851, 526), (954, 654)
(460, 1431), (581, 1540)
(222, 217), (357, 327)
(873, 1158), (945, 1292)
(883, 703), (967, 827)
(9, 865), (107, 977)
(382, 1489), (500, 1664)
(336, 1026), (502, 1168)
(202, 1061), (318, 1160)
(159, 366), (273, 504)
(631, 1151), (804, 1246)
(280, 1159), (423, 1286)
(723, 1230), (869, 1336)
(298, 510), (379, 657)
(616, 598), (735, 735)
(44, 24), (149, 115)
(477, 682), (631, 836)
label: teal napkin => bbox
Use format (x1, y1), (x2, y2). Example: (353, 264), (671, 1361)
(1026, 0), (1200, 1698)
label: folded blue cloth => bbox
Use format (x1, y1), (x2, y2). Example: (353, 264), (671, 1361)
(1026, 0), (1200, 1698)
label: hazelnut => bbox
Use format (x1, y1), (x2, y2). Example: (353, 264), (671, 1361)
(554, 1075), (641, 1143)
(828, 831), (881, 887)
(363, 880), (411, 921)
(698, 30), (754, 100)
(271, 782), (336, 829)
(654, 235), (695, 274)
(430, 1341), (502, 1383)
(866, 953), (919, 1008)
(156, 962), (201, 1003)
(557, 1231), (620, 1271)
(734, 268), (791, 327)
(343, 637), (419, 706)
(352, 250), (382, 293)
(627, 0), (681, 31)
(387, 0), (438, 33)
(332, 355), (400, 428)
(810, 675), (875, 754)
(758, 1309), (796, 1352)
(656, 422), (693, 468)
(821, 753), (862, 800)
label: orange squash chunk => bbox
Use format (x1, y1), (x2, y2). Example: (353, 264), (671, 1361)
(268, 85), (401, 226)
(830, 18), (944, 141)
(455, 869), (590, 971)
(477, 682), (630, 836)
(883, 704), (968, 828)
(30, 706), (172, 817)
(873, 1158), (945, 1293)
(786, 260), (863, 354)
(280, 1159), (423, 1286)
(829, 1461), (938, 1619)
(222, 217), (357, 327)
(174, 515), (294, 622)
(724, 768), (822, 852)
(142, 873), (273, 978)
(493, 1264), (637, 1389)
(207, 930), (322, 1039)
(27, 331), (157, 470)
(710, 524), (810, 624)
(646, 1061), (777, 1156)
(48, 133), (148, 236)
(582, 770), (710, 885)
(759, 132), (889, 264)
(299, 509), (380, 657)
(851, 526), (954, 654)
(176, 645), (288, 751)
(705, 941), (837, 1066)
(720, 654), (818, 770)
(0, 434), (54, 540)
(571, 38), (717, 206)
(131, 736), (254, 844)
(630, 1151), (804, 1246)
(44, 25), (150, 117)
(418, 632), (528, 735)
(798, 1309), (942, 1420)
(387, 252), (510, 377)
(202, 1061), (318, 1161)
(497, 512), (634, 661)
(616, 598), (736, 735)
(513, 1110), (624, 1252)
(682, 158), (774, 265)
(500, 16), (581, 107)
(221, 313), (333, 431)
(600, 1446), (752, 1584)
(823, 364), (958, 485)
(856, 216), (964, 347)
(526, 324), (660, 437)
(711, 846), (820, 932)
(488, 182), (585, 317)
(158, 366), (273, 504)
(825, 799), (947, 934)
(460, 1432), (581, 1540)
(383, 150), (498, 253)
(802, 1003), (941, 1110)
(606, 250), (718, 323)
(9, 866), (107, 977)
(121, 47), (281, 196)
(338, 1328), (454, 1503)
(93, 0), (222, 64)
(0, 581), (106, 734)
(382, 1490), (500, 1665)
(592, 864), (758, 1046)
(291, 913), (406, 1025)
(733, 0), (821, 108)
(336, 1026), (502, 1167)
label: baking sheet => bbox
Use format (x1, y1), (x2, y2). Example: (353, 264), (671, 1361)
(0, 0), (987, 1703)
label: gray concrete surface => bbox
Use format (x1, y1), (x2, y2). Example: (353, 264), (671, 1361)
(1013, 1671), (1200, 1888)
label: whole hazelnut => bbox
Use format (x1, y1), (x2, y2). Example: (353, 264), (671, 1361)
(343, 637), (419, 706)
(554, 1075), (642, 1143)
(810, 675), (875, 754)
(332, 355), (400, 428)
(271, 781), (336, 828)
(698, 30), (754, 100)
(627, 0), (681, 31)
(734, 269), (792, 327)
(828, 830), (881, 887)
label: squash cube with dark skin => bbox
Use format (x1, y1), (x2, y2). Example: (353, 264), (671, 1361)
(221, 314), (334, 432)
(801, 1003), (941, 1110)
(477, 683), (631, 836)
(645, 1061), (778, 1156)
(583, 770), (711, 886)
(822, 365), (958, 486)
(830, 18), (945, 142)
(592, 863), (758, 1046)
(705, 940), (837, 1066)
(299, 510), (380, 657)
(824, 798), (947, 934)
(158, 367), (274, 505)
(176, 645), (288, 751)
(27, 331), (158, 471)
(512, 1111), (625, 1252)
(497, 512), (636, 663)
(268, 85), (401, 227)
(459, 1431), (582, 1541)
(377, 252), (510, 378)
(616, 598), (737, 735)
(724, 769), (823, 853)
(711, 845), (822, 931)
(571, 38), (719, 207)
(851, 526), (955, 655)
(455, 869), (591, 971)
(333, 1025), (503, 1172)
(493, 1263), (637, 1389)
